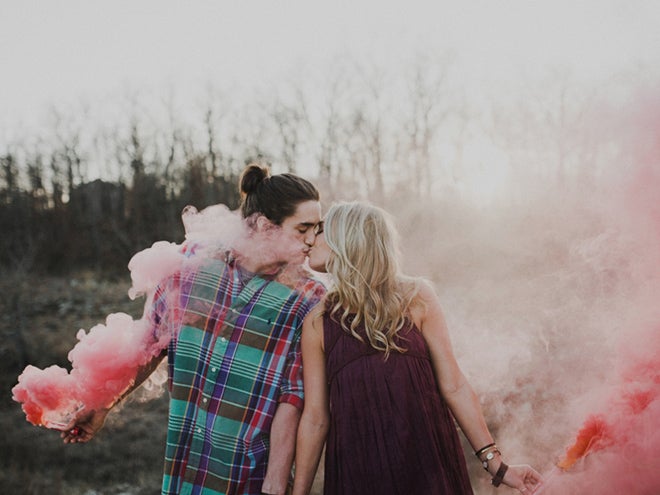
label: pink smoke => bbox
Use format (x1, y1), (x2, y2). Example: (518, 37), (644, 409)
(12, 218), (196, 429)
(12, 206), (244, 430)
(536, 92), (660, 494)
(12, 203), (314, 430)
(12, 314), (164, 429)
(12, 267), (178, 430)
(127, 241), (184, 301)
(538, 322), (660, 495)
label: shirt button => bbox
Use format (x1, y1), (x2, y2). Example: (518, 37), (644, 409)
(221, 337), (227, 342)
(203, 398), (208, 404)
(196, 427), (202, 433)
(211, 367), (217, 372)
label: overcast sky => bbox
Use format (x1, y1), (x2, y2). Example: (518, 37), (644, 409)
(1, 0), (659, 135)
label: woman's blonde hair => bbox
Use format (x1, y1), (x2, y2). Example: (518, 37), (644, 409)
(323, 201), (421, 356)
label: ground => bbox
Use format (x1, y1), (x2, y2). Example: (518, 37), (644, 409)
(1, 271), (166, 495)
(0, 271), (329, 495)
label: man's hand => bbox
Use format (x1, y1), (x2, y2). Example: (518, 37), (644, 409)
(60, 408), (110, 444)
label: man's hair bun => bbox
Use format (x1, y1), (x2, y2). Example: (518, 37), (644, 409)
(239, 163), (271, 197)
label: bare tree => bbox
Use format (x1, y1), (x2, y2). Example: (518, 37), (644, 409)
(48, 106), (91, 201)
(399, 53), (454, 197)
(205, 107), (219, 180)
(317, 79), (343, 194)
(0, 152), (18, 204)
(270, 83), (311, 175)
(338, 63), (391, 201)
(26, 151), (48, 212)
(201, 102), (243, 208)
(488, 70), (600, 190)
(0, 148), (40, 272)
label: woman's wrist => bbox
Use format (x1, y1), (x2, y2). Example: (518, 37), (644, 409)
(475, 443), (501, 472)
(486, 455), (504, 476)
(474, 442), (508, 484)
(490, 461), (509, 487)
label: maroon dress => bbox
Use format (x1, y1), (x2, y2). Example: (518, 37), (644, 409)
(322, 312), (474, 495)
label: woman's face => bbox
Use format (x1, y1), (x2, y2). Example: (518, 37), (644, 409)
(307, 227), (331, 273)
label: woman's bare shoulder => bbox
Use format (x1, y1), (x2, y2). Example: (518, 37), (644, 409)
(409, 278), (442, 327)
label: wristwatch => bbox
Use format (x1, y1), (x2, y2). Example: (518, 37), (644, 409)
(482, 449), (501, 470)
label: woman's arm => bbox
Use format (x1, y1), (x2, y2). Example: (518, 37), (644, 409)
(416, 281), (542, 493)
(291, 305), (330, 495)
(415, 282), (493, 452)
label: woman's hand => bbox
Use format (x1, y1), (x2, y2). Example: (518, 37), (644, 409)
(60, 408), (110, 444)
(502, 464), (543, 493)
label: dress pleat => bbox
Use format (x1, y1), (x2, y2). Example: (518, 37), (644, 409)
(322, 313), (474, 495)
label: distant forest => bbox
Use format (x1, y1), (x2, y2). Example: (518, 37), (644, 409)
(0, 56), (462, 274)
(1, 58), (650, 275)
(0, 150), (242, 274)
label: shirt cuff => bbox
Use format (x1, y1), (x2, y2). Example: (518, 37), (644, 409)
(278, 393), (304, 411)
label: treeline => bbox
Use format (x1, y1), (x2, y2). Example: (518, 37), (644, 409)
(1, 56), (463, 274)
(1, 57), (644, 275)
(0, 148), (241, 274)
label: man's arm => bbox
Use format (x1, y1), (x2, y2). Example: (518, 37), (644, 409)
(61, 350), (166, 444)
(261, 402), (302, 494)
(262, 297), (313, 494)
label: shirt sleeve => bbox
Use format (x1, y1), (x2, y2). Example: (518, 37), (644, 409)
(278, 329), (304, 410)
(146, 271), (183, 355)
(278, 278), (326, 410)
(147, 281), (170, 343)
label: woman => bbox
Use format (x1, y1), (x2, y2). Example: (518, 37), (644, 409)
(294, 201), (542, 495)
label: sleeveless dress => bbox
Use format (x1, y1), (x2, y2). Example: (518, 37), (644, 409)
(322, 312), (474, 495)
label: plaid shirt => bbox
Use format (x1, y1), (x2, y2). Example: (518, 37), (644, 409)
(149, 256), (325, 495)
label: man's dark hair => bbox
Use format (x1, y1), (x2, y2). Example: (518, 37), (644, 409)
(239, 163), (319, 225)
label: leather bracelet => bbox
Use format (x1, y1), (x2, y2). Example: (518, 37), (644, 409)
(491, 461), (509, 487)
(474, 442), (497, 458)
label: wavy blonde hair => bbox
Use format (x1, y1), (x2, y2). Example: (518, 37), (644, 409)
(323, 201), (421, 356)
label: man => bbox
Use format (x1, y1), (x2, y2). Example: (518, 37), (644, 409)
(63, 163), (325, 495)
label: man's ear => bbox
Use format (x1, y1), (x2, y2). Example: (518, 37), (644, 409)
(254, 214), (274, 232)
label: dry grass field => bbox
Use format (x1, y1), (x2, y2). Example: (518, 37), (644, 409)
(1, 271), (167, 495)
(0, 271), (334, 495)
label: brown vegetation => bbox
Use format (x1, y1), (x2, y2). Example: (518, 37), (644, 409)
(0, 272), (167, 495)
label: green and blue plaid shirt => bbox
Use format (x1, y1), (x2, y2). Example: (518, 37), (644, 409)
(149, 256), (325, 495)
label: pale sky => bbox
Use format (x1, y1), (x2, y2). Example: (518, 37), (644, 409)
(2, 0), (659, 131)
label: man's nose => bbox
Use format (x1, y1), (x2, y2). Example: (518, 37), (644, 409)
(304, 230), (315, 246)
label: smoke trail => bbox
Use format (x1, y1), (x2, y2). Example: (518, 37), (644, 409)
(12, 248), (186, 429)
(11, 204), (310, 430)
(531, 87), (660, 495)
(542, 328), (660, 494)
(536, 109), (660, 493)
(393, 86), (660, 494)
(11, 235), (186, 431)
